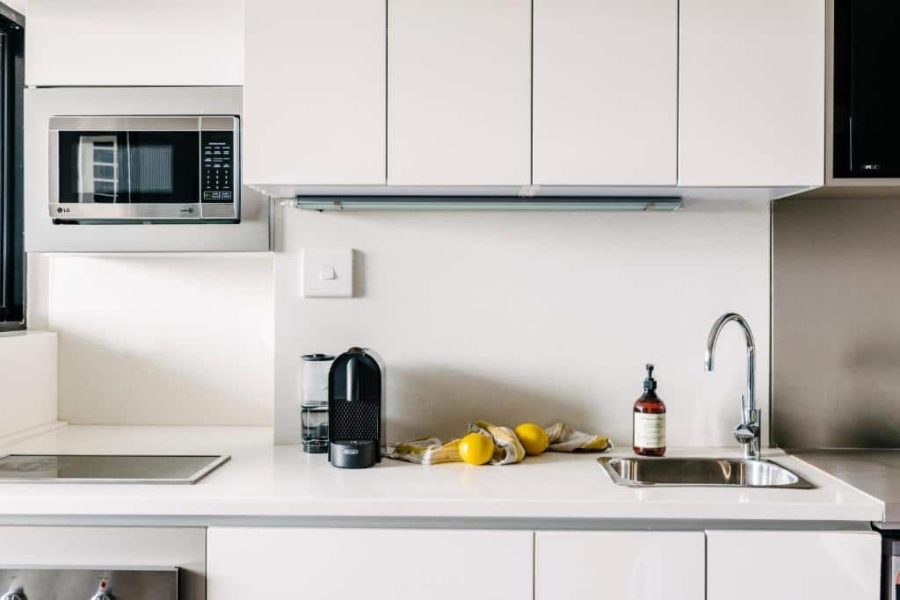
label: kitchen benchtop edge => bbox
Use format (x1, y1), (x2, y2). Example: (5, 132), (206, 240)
(0, 425), (885, 524)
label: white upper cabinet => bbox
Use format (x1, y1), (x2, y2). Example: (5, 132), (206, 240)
(535, 531), (705, 600)
(679, 0), (825, 186)
(208, 527), (533, 600)
(533, 0), (678, 186)
(706, 531), (881, 600)
(26, 0), (244, 87)
(243, 0), (386, 185)
(388, 0), (531, 186)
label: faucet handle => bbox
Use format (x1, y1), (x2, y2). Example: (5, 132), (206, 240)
(740, 394), (760, 425)
(734, 422), (757, 445)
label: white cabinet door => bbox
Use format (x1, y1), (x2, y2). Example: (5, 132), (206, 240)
(533, 0), (677, 186)
(535, 531), (705, 600)
(243, 0), (386, 185)
(707, 531), (881, 600)
(208, 528), (533, 600)
(26, 0), (243, 87)
(388, 0), (531, 186)
(679, 0), (825, 186)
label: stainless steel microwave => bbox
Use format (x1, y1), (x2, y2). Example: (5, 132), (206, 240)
(49, 115), (240, 223)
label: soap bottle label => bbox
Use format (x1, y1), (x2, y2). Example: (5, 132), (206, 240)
(633, 413), (666, 449)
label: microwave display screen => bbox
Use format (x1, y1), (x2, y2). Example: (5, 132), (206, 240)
(58, 131), (202, 205)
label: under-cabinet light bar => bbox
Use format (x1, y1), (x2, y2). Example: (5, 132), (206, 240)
(293, 196), (682, 212)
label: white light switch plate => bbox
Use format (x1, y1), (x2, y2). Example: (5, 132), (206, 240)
(302, 248), (354, 298)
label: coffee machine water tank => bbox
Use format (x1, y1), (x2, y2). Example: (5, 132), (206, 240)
(328, 348), (385, 469)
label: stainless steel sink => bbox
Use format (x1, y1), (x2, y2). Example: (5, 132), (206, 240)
(598, 457), (815, 489)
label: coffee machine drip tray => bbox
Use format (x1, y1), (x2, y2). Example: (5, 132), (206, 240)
(0, 454), (230, 484)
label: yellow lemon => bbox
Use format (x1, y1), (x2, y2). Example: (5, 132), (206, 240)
(515, 423), (550, 456)
(458, 432), (495, 465)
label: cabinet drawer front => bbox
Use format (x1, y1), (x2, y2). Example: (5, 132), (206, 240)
(535, 531), (705, 600)
(208, 527), (533, 600)
(706, 530), (881, 600)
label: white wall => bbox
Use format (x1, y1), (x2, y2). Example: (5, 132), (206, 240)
(0, 331), (57, 438)
(274, 200), (771, 446)
(46, 255), (274, 426)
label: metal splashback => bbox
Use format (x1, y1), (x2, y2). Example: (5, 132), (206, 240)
(772, 195), (900, 449)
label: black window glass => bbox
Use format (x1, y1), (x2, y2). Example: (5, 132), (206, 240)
(834, 0), (900, 177)
(0, 7), (23, 331)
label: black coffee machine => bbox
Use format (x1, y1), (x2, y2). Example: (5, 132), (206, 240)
(328, 347), (385, 469)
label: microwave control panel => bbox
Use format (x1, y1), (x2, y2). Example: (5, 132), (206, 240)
(201, 130), (235, 203)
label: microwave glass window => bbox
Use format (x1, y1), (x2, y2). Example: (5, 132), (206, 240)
(58, 131), (200, 205)
(59, 132), (127, 203)
(130, 144), (174, 194)
(82, 137), (119, 201)
(126, 131), (198, 203)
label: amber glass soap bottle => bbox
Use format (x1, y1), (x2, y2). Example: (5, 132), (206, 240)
(633, 363), (666, 457)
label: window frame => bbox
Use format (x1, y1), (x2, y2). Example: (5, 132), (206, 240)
(0, 3), (23, 333)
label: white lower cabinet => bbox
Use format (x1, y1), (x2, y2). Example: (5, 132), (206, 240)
(207, 527), (533, 600)
(706, 531), (881, 600)
(535, 531), (705, 600)
(209, 527), (880, 600)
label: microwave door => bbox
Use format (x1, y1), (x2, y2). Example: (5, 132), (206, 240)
(77, 135), (123, 204)
(53, 129), (130, 220)
(126, 131), (197, 206)
(49, 115), (239, 224)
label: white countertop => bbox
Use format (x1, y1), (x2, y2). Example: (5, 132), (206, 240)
(795, 449), (900, 525)
(0, 425), (884, 524)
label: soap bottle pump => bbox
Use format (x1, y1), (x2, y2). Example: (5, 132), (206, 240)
(633, 363), (666, 457)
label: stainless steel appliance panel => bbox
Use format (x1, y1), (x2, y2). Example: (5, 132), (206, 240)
(0, 527), (205, 600)
(0, 567), (177, 600)
(0, 454), (230, 484)
(48, 114), (240, 224)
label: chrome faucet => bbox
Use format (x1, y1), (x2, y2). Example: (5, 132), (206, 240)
(705, 313), (761, 460)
